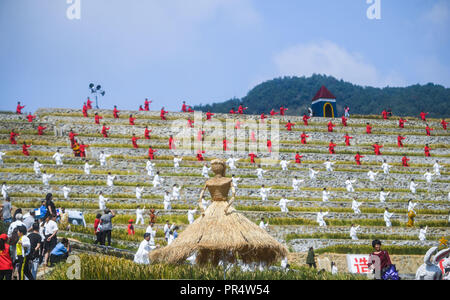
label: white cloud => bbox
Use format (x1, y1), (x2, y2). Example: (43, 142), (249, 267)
(273, 41), (405, 87)
(423, 0), (450, 26)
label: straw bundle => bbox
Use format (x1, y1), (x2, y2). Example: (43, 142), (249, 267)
(150, 159), (288, 266)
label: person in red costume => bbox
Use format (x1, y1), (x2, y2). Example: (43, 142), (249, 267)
(160, 108), (168, 120)
(22, 142), (32, 156)
(127, 220), (135, 236)
(355, 152), (364, 166)
(10, 130), (19, 144)
(197, 129), (205, 142)
(229, 108), (236, 114)
(187, 106), (194, 113)
(235, 120), (241, 130)
(267, 140), (272, 153)
(425, 124), (433, 136)
(441, 119), (448, 130)
(398, 118), (407, 128)
(144, 99), (151, 111)
(86, 98), (93, 109)
(238, 105), (247, 115)
(196, 150), (205, 161)
(327, 121), (336, 133)
(397, 135), (406, 148)
(424, 144), (431, 157)
(69, 130), (78, 145)
(302, 114), (310, 126)
(187, 118), (194, 128)
(248, 152), (258, 164)
(341, 115), (348, 127)
(113, 106), (120, 119)
(280, 106), (288, 116)
(129, 114), (136, 126)
(206, 111), (214, 121)
(222, 138), (231, 151)
(131, 134), (140, 149)
(82, 103), (88, 118)
(16, 102), (25, 114)
(402, 155), (410, 167)
(328, 140), (337, 154)
(260, 113), (267, 123)
(366, 123), (372, 134)
(182, 101), (187, 112)
(420, 112), (428, 122)
(269, 109), (278, 116)
(344, 133), (353, 146)
(169, 135), (175, 150)
(373, 143), (383, 155)
(144, 127), (152, 140)
(148, 146), (157, 160)
(94, 113), (103, 125)
(26, 113), (36, 123)
(285, 120), (295, 131)
(300, 132), (309, 145)
(80, 143), (89, 158)
(37, 125), (47, 136)
(381, 109), (388, 120)
(295, 152), (303, 164)
(139, 105), (144, 111)
(101, 124), (110, 138)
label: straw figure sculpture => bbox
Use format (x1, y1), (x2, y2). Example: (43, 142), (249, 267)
(149, 159), (289, 266)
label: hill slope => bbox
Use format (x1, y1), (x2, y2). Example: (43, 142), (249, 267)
(193, 74), (450, 118)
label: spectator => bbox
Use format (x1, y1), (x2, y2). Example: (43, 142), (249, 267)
(93, 214), (102, 245)
(1, 196), (12, 225)
(23, 210), (36, 232)
(27, 222), (42, 280)
(15, 226), (33, 280)
(43, 214), (58, 266)
(44, 193), (56, 220)
(100, 209), (115, 246)
(49, 238), (70, 266)
(368, 239), (399, 280)
(0, 233), (13, 280)
(306, 247), (316, 269)
(7, 213), (25, 238)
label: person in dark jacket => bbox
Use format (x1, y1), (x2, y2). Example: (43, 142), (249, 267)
(306, 247), (316, 269)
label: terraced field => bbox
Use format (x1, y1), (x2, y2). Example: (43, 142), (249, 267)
(1, 108), (449, 272)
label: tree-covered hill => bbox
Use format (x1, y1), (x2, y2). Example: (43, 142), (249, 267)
(193, 74), (450, 118)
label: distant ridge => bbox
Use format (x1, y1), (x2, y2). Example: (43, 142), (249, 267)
(193, 74), (450, 118)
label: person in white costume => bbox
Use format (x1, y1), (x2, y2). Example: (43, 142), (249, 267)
(173, 157), (183, 169)
(201, 164), (211, 178)
(292, 176), (304, 192)
(231, 175), (241, 189)
(345, 178), (356, 192)
(84, 160), (94, 175)
(309, 168), (319, 180)
(278, 196), (294, 213)
(98, 192), (108, 210)
(42, 171), (53, 186)
(322, 188), (331, 202)
(352, 198), (363, 215)
(187, 208), (197, 224)
(379, 188), (390, 203)
(256, 165), (267, 180)
(146, 159), (155, 177)
(172, 184), (182, 201)
(423, 169), (435, 184)
(134, 233), (154, 265)
(381, 160), (392, 175)
(407, 199), (417, 214)
(153, 171), (164, 188)
(62, 185), (71, 199)
(418, 226), (427, 241)
(163, 221), (175, 241)
(260, 185), (271, 201)
(136, 185), (144, 200)
(317, 210), (328, 227)
(350, 224), (360, 240)
(367, 170), (378, 182)
(33, 158), (43, 175)
(384, 208), (394, 227)
(280, 160), (291, 171)
(145, 223), (157, 248)
(323, 159), (336, 172)
(410, 179), (418, 194)
(99, 151), (111, 167)
(226, 157), (240, 170)
(259, 218), (269, 231)
(106, 173), (115, 187)
(1, 183), (10, 199)
(163, 191), (172, 210)
(52, 150), (64, 166)
(135, 206), (145, 225)
(433, 161), (442, 177)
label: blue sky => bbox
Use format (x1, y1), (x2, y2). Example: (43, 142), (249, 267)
(0, 0), (449, 113)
